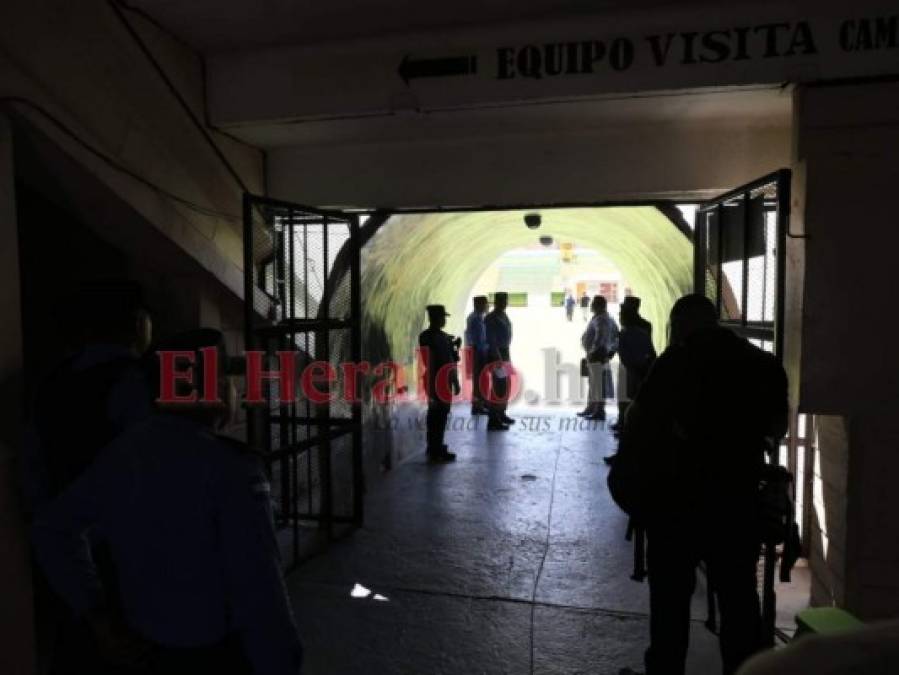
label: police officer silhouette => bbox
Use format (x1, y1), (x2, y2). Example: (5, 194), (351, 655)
(485, 291), (516, 430)
(32, 329), (303, 674)
(24, 281), (154, 675)
(418, 305), (460, 462)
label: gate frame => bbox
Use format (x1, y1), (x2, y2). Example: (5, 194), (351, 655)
(242, 193), (363, 568)
(693, 168), (790, 357)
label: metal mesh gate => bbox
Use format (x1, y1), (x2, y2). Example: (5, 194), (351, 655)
(242, 194), (362, 569)
(694, 169), (790, 356)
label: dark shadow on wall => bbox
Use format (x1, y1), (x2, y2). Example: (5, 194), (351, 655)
(12, 119), (246, 399)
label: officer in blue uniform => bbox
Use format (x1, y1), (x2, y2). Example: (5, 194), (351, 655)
(23, 280), (154, 514)
(32, 329), (303, 675)
(23, 281), (154, 675)
(464, 295), (490, 416)
(484, 291), (516, 430)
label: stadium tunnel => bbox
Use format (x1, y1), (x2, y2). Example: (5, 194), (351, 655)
(360, 206), (694, 376)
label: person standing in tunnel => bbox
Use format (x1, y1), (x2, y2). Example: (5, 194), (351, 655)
(622, 295), (652, 338)
(580, 291), (590, 321)
(612, 295), (655, 434)
(485, 291), (516, 431)
(565, 293), (576, 322)
(605, 297), (656, 465)
(609, 295), (788, 675)
(465, 295), (490, 416)
(578, 295), (619, 421)
(419, 305), (460, 462)
(32, 329), (304, 675)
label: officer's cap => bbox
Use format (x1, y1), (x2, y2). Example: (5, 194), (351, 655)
(474, 295), (489, 304)
(494, 292), (509, 301)
(426, 305), (450, 319)
(622, 295), (642, 309)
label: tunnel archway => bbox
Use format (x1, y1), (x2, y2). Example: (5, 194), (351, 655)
(361, 207), (694, 370)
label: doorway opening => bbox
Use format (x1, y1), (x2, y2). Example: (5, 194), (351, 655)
(465, 243), (632, 410)
(241, 174), (809, 641)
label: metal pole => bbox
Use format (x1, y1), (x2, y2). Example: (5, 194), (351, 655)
(715, 203), (724, 317)
(350, 215), (364, 525)
(774, 169), (791, 360)
(741, 191), (750, 327)
(288, 210), (299, 566)
(241, 194), (257, 449)
(693, 209), (704, 295)
(319, 215), (333, 538)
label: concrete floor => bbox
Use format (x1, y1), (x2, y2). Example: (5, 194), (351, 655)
(285, 407), (766, 674)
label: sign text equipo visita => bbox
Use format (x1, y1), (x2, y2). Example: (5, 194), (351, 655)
(495, 16), (898, 80)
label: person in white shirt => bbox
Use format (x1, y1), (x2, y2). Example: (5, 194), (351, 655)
(578, 295), (619, 421)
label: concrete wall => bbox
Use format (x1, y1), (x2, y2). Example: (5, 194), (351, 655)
(0, 0), (265, 300)
(794, 80), (899, 619)
(268, 120), (791, 207)
(0, 5), (263, 670)
(809, 415), (850, 608)
(206, 2), (899, 128)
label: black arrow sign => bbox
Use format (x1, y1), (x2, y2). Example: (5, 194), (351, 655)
(398, 54), (478, 85)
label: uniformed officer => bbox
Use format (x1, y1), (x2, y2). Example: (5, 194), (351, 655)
(485, 291), (515, 430)
(32, 329), (303, 675)
(464, 296), (490, 416)
(24, 280), (154, 513)
(418, 305), (460, 462)
(23, 281), (154, 675)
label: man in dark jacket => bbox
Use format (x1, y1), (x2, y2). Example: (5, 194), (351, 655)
(610, 295), (788, 675)
(606, 300), (656, 462)
(621, 295), (652, 338)
(32, 330), (303, 675)
(24, 281), (153, 675)
(419, 305), (460, 461)
(612, 297), (655, 431)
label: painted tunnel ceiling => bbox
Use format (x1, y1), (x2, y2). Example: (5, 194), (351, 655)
(362, 207), (693, 362)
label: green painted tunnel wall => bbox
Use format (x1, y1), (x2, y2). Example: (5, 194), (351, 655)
(361, 207), (694, 367)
